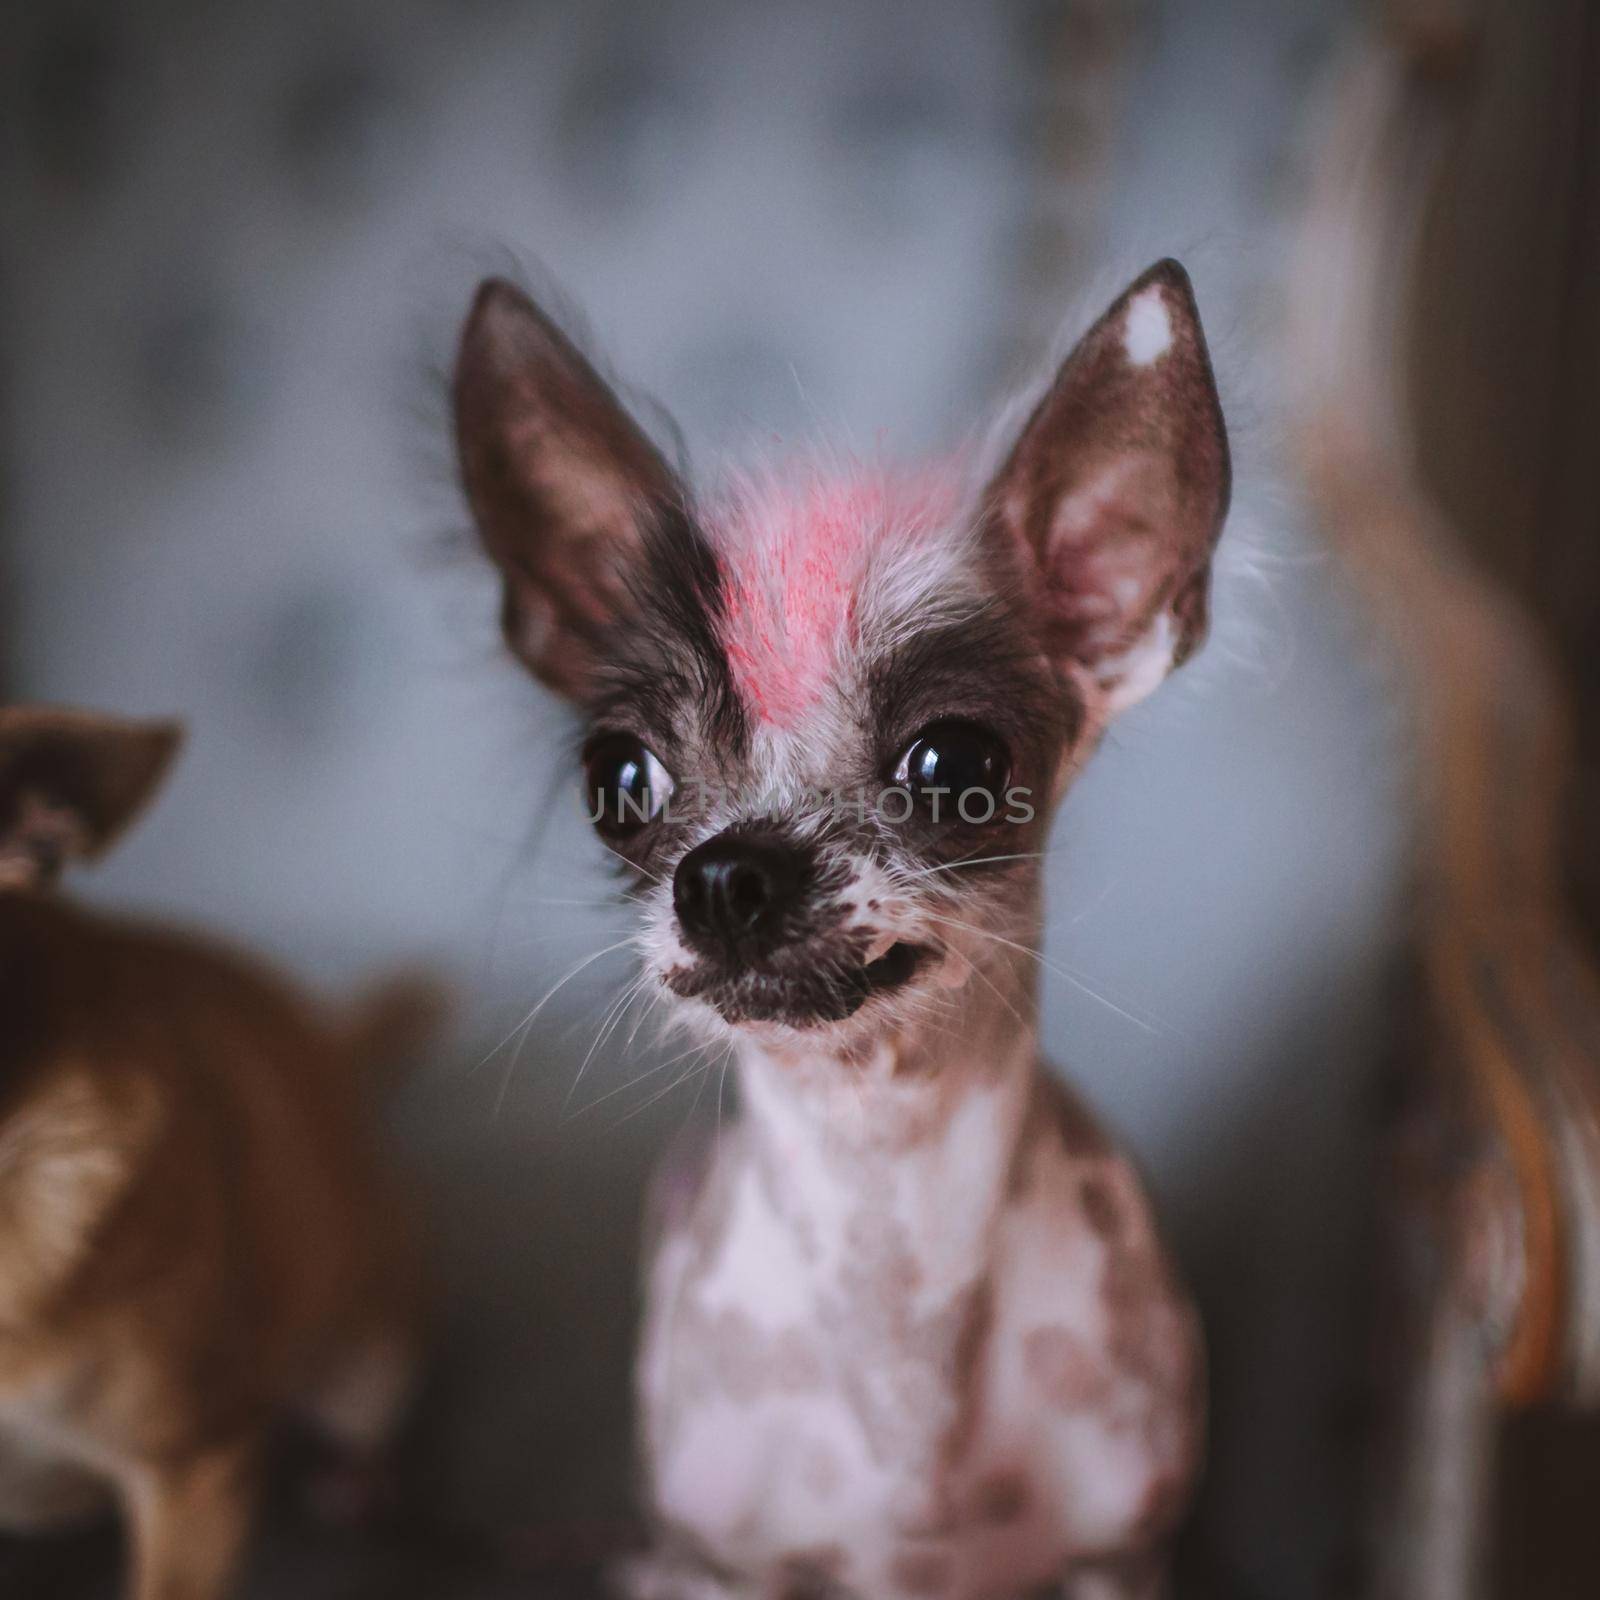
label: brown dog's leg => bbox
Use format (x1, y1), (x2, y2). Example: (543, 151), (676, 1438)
(299, 1320), (419, 1524)
(119, 1439), (257, 1600)
(1059, 1553), (1167, 1600)
(0, 1433), (110, 1532)
(305, 1321), (417, 1456)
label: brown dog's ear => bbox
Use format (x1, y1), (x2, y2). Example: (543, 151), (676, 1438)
(454, 279), (687, 699)
(0, 707), (183, 890)
(983, 259), (1230, 720)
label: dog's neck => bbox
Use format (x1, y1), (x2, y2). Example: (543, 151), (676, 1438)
(731, 948), (1039, 1306)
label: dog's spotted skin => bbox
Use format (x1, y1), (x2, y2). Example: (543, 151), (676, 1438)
(625, 1026), (1200, 1600)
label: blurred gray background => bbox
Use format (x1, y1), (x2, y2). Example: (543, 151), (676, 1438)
(0, 2), (1407, 1596)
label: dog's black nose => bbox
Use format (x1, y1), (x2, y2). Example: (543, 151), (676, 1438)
(674, 832), (808, 959)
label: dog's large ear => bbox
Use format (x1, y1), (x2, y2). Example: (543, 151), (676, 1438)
(454, 279), (686, 699)
(983, 259), (1230, 720)
(0, 707), (183, 890)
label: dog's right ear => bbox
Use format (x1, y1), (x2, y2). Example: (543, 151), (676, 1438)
(454, 279), (686, 700)
(981, 260), (1230, 724)
(0, 707), (183, 890)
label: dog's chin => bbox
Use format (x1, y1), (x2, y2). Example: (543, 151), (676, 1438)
(664, 940), (929, 1031)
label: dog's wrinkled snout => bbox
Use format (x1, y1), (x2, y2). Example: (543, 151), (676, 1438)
(674, 831), (808, 960)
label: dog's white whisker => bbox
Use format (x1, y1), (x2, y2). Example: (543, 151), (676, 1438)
(940, 943), (1024, 1028)
(625, 979), (665, 1051)
(508, 923), (633, 952)
(892, 848), (1048, 884)
(561, 966), (658, 1113)
(565, 1034), (711, 1123)
(919, 911), (1165, 1036)
(519, 891), (650, 909)
(714, 1047), (734, 1154)
(608, 1056), (715, 1130)
(473, 936), (636, 1087)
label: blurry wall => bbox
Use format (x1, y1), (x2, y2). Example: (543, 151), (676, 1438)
(1, 3), (1406, 1597)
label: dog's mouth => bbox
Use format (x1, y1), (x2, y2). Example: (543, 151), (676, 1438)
(665, 938), (929, 1027)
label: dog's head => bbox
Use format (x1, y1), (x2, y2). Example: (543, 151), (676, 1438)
(454, 262), (1228, 1047)
(0, 707), (183, 893)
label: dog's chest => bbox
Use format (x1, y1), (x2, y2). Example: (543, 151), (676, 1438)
(636, 1078), (1201, 1598)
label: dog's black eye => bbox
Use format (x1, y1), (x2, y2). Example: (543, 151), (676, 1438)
(583, 734), (674, 838)
(891, 721), (1010, 823)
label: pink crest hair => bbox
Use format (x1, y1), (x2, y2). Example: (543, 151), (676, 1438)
(709, 459), (967, 728)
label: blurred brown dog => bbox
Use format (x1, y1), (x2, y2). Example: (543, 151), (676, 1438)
(0, 705), (429, 1600)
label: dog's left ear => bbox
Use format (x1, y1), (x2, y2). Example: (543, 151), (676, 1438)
(0, 707), (184, 890)
(983, 259), (1230, 719)
(454, 278), (688, 701)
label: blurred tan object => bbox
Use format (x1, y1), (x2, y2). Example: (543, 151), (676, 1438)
(1290, 1), (1600, 1593)
(0, 706), (434, 1600)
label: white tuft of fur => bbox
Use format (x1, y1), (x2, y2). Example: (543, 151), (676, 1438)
(1097, 610), (1179, 717)
(1122, 286), (1172, 366)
